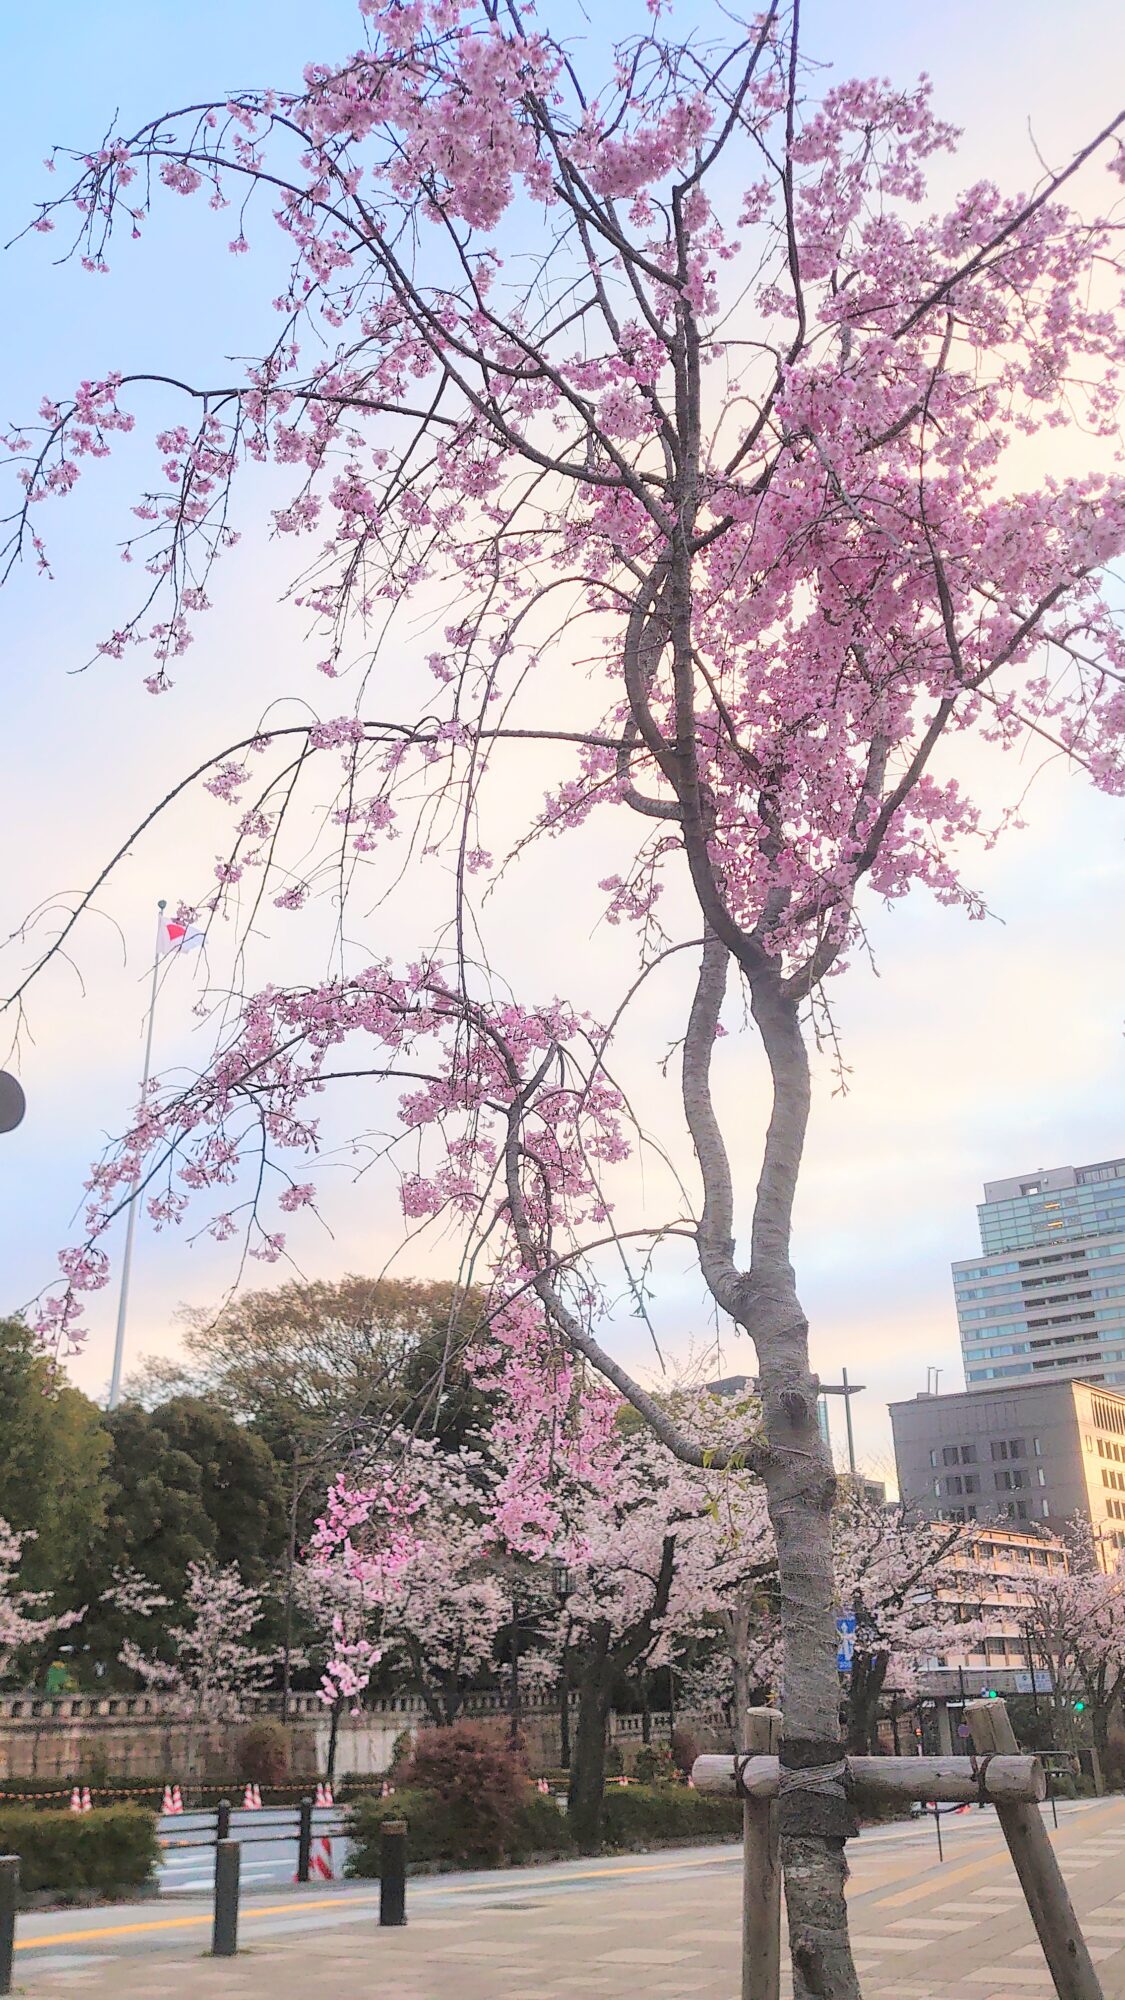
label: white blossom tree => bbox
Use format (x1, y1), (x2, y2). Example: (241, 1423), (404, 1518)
(114, 1560), (277, 1776)
(1021, 1520), (1125, 1759)
(0, 1519), (77, 1684)
(834, 1486), (984, 1755)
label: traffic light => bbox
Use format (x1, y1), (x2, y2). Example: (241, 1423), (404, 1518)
(1074, 1699), (1087, 1713)
(984, 1688), (999, 1700)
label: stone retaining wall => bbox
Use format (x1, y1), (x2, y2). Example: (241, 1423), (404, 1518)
(0, 1693), (729, 1784)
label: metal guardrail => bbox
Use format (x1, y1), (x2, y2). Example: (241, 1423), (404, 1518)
(0, 1800), (408, 1988)
(159, 1798), (351, 1877)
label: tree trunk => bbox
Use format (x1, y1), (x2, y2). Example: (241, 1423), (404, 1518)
(568, 1624), (612, 1851)
(848, 1650), (889, 1757)
(326, 1694), (342, 1784)
(691, 955), (861, 2000)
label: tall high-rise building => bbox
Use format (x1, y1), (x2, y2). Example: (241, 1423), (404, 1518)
(953, 1158), (1125, 1390)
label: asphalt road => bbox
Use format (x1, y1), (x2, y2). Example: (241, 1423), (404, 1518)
(158, 1805), (352, 1893)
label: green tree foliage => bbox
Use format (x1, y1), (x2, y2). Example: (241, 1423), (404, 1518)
(162, 1277), (491, 1460)
(76, 1395), (288, 1679)
(0, 1318), (110, 1609)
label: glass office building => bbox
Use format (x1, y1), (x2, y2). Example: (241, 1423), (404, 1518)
(953, 1157), (1125, 1391)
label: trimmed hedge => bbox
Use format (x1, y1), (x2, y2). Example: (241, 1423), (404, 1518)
(347, 1781), (741, 1876)
(0, 1806), (159, 1898)
(601, 1784), (742, 1846)
(348, 1787), (575, 1875)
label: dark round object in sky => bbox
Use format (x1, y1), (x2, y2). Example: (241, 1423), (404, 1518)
(0, 1072), (26, 1134)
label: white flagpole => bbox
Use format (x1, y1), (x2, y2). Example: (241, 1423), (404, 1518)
(107, 899), (167, 1411)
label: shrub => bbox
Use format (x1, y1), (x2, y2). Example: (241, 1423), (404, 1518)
(601, 1783), (741, 1848)
(238, 1719), (291, 1789)
(346, 1785), (574, 1875)
(633, 1744), (676, 1785)
(389, 1727), (416, 1778)
(670, 1726), (702, 1778)
(347, 1779), (738, 1874)
(0, 1806), (159, 1899)
(404, 1721), (530, 1864)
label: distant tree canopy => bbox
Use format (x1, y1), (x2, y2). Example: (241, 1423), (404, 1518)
(0, 1317), (109, 1608)
(0, 1278), (496, 1687)
(139, 1276), (493, 1461)
(75, 1395), (289, 1682)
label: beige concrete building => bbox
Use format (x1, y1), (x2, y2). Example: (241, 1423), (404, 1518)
(890, 1377), (1125, 1563)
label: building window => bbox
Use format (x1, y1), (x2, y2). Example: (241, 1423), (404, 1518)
(991, 1441), (1010, 1462)
(1033, 1437), (1042, 1456)
(946, 1476), (963, 1497)
(1041, 1500), (1050, 1517)
(1009, 1439), (1025, 1459)
(943, 1446), (960, 1467)
(930, 1449), (938, 1468)
(960, 1445), (977, 1464)
(1037, 1469), (1046, 1487)
(964, 1475), (979, 1495)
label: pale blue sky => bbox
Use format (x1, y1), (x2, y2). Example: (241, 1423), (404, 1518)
(1, 0), (1123, 1482)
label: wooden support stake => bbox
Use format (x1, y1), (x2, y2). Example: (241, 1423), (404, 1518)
(742, 1706), (782, 2000)
(965, 1700), (1102, 2000)
(694, 1751), (1044, 1804)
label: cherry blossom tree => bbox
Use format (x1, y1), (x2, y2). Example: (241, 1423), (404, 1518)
(1021, 1520), (1125, 1759)
(5, 4), (1125, 1987)
(114, 1560), (277, 1776)
(0, 1519), (76, 1684)
(302, 1437), (521, 1725)
(832, 1484), (981, 1755)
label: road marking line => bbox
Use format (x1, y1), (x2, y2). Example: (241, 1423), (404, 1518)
(14, 1896), (380, 1952)
(15, 1852), (738, 1953)
(874, 1849), (1013, 1908)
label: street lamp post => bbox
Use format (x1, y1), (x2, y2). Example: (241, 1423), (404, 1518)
(818, 1375), (866, 1478)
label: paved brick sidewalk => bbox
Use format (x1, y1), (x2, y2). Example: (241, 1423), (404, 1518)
(17, 1799), (1125, 1998)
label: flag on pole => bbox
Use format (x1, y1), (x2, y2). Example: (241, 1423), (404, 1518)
(158, 917), (205, 955)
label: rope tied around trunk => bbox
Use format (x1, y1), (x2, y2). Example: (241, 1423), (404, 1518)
(968, 1747), (996, 1806)
(779, 1758), (848, 1792)
(777, 1739), (857, 1839)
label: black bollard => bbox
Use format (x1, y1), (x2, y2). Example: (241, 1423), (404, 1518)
(216, 1796), (231, 1843)
(379, 1819), (407, 1927)
(0, 1856), (18, 1997)
(212, 1839), (241, 1957)
(297, 1796), (313, 1883)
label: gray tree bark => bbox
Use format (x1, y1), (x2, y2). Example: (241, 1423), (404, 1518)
(684, 935), (859, 1999)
